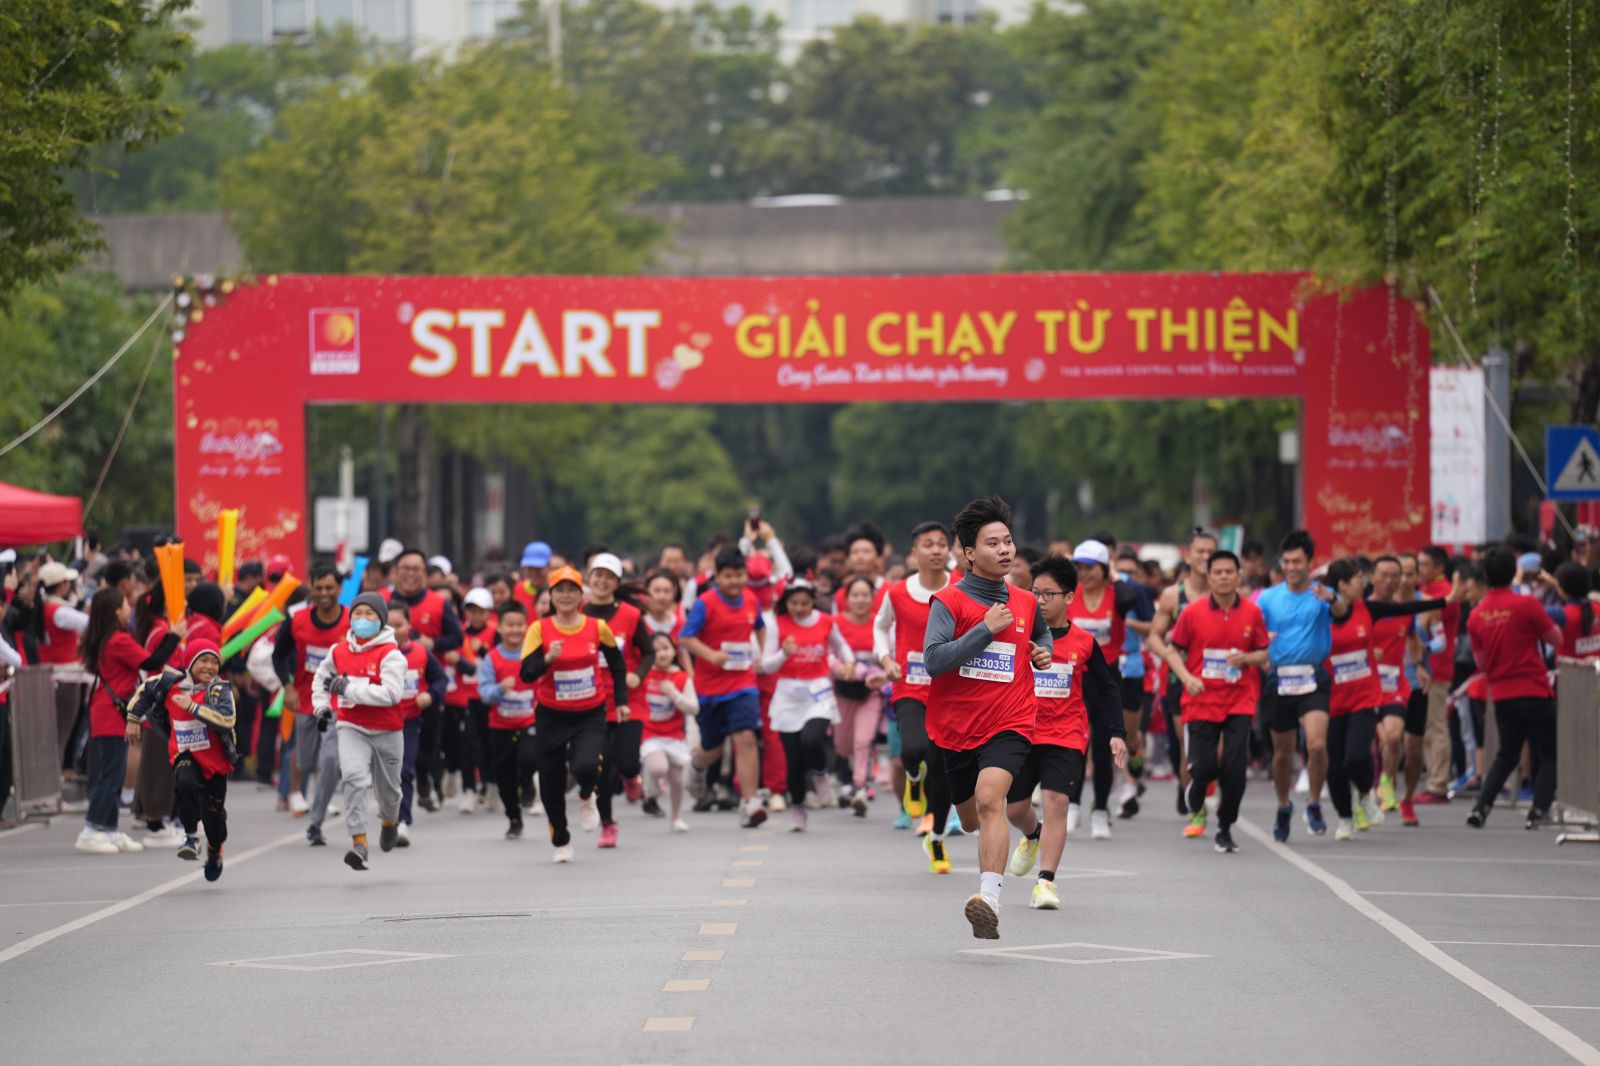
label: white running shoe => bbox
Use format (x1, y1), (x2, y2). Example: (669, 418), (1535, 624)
(289, 791), (310, 816)
(1294, 767), (1310, 796)
(109, 831), (144, 853)
(1090, 809), (1112, 840)
(528, 798), (546, 819)
(579, 796), (600, 832)
(327, 800), (342, 817)
(552, 844), (574, 863)
(1334, 818), (1355, 841)
(442, 771), (459, 799)
(790, 808), (808, 832)
(396, 822), (410, 847)
(1066, 805), (1082, 833)
(1360, 791), (1385, 827)
(75, 830), (119, 854)
(142, 824), (185, 848)
(459, 792), (477, 814)
(769, 794), (788, 813)
(671, 819), (690, 833)
(484, 789), (500, 813)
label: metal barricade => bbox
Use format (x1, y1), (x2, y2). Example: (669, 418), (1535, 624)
(1555, 659), (1600, 844)
(9, 666), (63, 819)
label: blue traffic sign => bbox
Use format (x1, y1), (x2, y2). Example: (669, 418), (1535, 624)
(1547, 424), (1600, 501)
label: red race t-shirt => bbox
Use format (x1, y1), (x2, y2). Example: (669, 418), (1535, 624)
(1467, 588), (1555, 701)
(1168, 595), (1270, 723)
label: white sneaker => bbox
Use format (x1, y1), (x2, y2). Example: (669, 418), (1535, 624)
(1066, 805), (1082, 833)
(1294, 767), (1310, 796)
(327, 800), (342, 817)
(579, 795), (600, 832)
(1334, 818), (1355, 841)
(109, 831), (144, 853)
(75, 830), (119, 855)
(769, 794), (788, 813)
(459, 792), (478, 814)
(484, 789), (500, 813)
(1090, 809), (1111, 840)
(396, 822), (410, 846)
(1360, 791), (1385, 827)
(811, 774), (833, 808)
(528, 798), (545, 819)
(442, 771), (459, 799)
(790, 808), (808, 832)
(143, 824), (185, 848)
(289, 791), (310, 816)
(552, 844), (574, 863)
(671, 819), (690, 833)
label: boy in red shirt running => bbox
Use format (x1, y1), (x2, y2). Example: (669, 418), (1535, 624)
(925, 496), (1054, 939)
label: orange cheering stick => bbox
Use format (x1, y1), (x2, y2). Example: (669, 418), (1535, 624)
(245, 573), (301, 630)
(216, 509), (239, 586)
(223, 586), (268, 638)
(154, 542), (187, 625)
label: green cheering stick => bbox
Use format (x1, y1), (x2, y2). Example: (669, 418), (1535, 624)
(265, 689), (285, 719)
(220, 608), (285, 662)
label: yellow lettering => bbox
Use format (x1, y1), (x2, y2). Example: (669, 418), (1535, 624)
(1127, 308), (1158, 352)
(737, 315), (774, 358)
(1160, 307), (1198, 353)
(1036, 310), (1066, 355)
(906, 312), (943, 356)
(978, 311), (1016, 357)
(1066, 302), (1108, 355)
(948, 313), (983, 363)
(1222, 297), (1255, 354)
(868, 313), (902, 356)
(1260, 307), (1299, 353)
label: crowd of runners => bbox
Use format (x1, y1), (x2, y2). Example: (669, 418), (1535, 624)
(0, 498), (1584, 938)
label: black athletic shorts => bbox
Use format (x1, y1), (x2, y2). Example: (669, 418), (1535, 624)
(1119, 675), (1144, 713)
(1006, 743), (1085, 802)
(944, 730), (1031, 806)
(1378, 702), (1406, 720)
(1264, 669), (1332, 732)
(1404, 687), (1429, 737)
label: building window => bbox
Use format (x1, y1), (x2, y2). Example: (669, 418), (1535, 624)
(360, 0), (406, 41)
(271, 0), (310, 35)
(318, 0), (356, 25)
(230, 0), (265, 41)
(789, 0), (853, 32)
(468, 0), (520, 38)
(936, 0), (976, 23)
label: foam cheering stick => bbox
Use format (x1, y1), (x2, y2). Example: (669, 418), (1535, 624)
(220, 608), (284, 661)
(154, 542), (187, 625)
(222, 586), (268, 641)
(244, 573), (300, 632)
(339, 554), (369, 607)
(265, 688), (285, 720)
(216, 509), (239, 586)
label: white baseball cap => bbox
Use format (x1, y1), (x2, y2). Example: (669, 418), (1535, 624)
(38, 561), (80, 587)
(427, 554), (453, 575)
(463, 588), (493, 611)
(1072, 540), (1111, 568)
(377, 538), (405, 564)
(588, 552), (624, 579)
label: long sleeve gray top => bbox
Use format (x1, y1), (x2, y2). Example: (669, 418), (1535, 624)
(924, 572), (1051, 677)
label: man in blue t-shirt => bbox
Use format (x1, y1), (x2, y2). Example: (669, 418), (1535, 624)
(1256, 529), (1334, 843)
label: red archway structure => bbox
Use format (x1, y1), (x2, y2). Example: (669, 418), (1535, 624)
(172, 273), (1428, 570)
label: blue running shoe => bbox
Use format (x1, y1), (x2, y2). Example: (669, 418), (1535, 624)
(1304, 802), (1328, 835)
(1273, 803), (1293, 843)
(946, 810), (965, 837)
(892, 810), (913, 831)
(1517, 782), (1534, 804)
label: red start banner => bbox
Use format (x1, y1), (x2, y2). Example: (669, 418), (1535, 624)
(173, 273), (1429, 569)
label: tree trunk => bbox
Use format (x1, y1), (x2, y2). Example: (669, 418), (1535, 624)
(394, 403), (430, 548)
(1571, 351), (1600, 424)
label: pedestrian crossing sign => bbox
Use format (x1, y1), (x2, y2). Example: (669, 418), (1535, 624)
(1547, 425), (1600, 500)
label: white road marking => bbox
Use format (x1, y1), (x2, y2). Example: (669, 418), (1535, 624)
(1536, 1006), (1600, 1012)
(962, 941), (1207, 966)
(1318, 853), (1600, 866)
(0, 830), (302, 967)
(738, 845), (769, 853)
(721, 879), (756, 888)
(698, 923), (737, 935)
(1362, 891), (1600, 901)
(681, 951), (724, 961)
(1237, 817), (1600, 1066)
(212, 948), (458, 972)
(1434, 942), (1600, 949)
(0, 823), (43, 841)
(711, 899), (747, 907)
(662, 979), (710, 992)
(0, 900), (117, 908)
(643, 1017), (694, 1033)
(731, 860), (763, 868)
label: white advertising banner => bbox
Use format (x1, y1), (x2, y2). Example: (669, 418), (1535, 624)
(1430, 366), (1486, 544)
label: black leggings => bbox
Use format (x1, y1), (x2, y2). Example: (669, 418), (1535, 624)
(779, 719), (832, 806)
(1184, 717), (1251, 829)
(487, 725), (538, 824)
(894, 699), (951, 828)
(1478, 696), (1557, 813)
(416, 704), (443, 802)
(597, 718), (644, 827)
(174, 758), (228, 847)
(440, 702), (477, 790)
(1069, 715), (1114, 812)
(1326, 709), (1379, 818)
(535, 705), (607, 847)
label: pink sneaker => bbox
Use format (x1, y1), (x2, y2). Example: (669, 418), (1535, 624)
(624, 776), (643, 803)
(598, 823), (619, 849)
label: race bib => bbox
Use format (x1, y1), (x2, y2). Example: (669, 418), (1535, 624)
(1077, 617), (1112, 647)
(647, 690), (676, 721)
(402, 669), (420, 699)
(554, 667), (597, 702)
(1378, 664), (1401, 694)
(1276, 664), (1316, 696)
(497, 689), (534, 717)
(174, 720), (210, 752)
(904, 651), (931, 687)
(1201, 649), (1241, 684)
(960, 641), (1016, 684)
(304, 644), (332, 674)
(1331, 650), (1371, 685)
(1577, 633), (1600, 657)
(1034, 661), (1071, 699)
(807, 677), (835, 704)
(721, 642), (753, 672)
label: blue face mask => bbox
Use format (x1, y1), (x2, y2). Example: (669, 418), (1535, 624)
(351, 617), (381, 641)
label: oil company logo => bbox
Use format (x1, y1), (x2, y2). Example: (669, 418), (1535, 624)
(309, 309), (360, 375)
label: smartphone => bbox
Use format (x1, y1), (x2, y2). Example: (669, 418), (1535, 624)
(746, 505), (762, 531)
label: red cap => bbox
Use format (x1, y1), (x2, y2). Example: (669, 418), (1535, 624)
(185, 638), (222, 670)
(267, 554), (292, 577)
(746, 554), (773, 586)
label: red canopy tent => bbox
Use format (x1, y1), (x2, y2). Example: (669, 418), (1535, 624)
(0, 481), (83, 546)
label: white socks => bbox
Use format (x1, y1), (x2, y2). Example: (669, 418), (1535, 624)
(979, 871), (1003, 909)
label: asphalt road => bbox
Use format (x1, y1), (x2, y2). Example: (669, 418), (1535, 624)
(2, 775), (1599, 1066)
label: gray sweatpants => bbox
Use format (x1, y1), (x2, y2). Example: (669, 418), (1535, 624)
(336, 724), (403, 839)
(308, 724), (343, 830)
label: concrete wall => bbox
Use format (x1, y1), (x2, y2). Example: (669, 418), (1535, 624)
(89, 197), (1018, 287)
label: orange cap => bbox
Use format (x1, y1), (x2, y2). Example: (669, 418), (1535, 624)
(548, 566), (584, 590)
